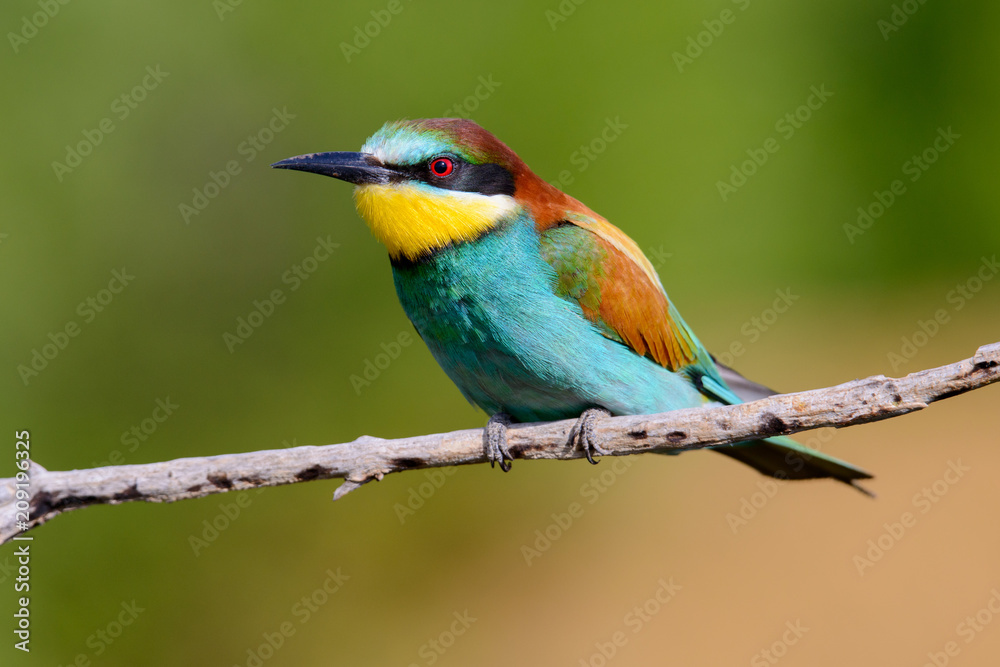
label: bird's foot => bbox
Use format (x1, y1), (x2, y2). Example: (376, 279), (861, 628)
(571, 407), (612, 464)
(485, 412), (514, 472)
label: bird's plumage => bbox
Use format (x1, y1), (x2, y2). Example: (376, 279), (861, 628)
(273, 118), (872, 490)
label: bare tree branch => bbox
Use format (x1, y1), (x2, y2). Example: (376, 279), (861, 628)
(2, 342), (997, 546)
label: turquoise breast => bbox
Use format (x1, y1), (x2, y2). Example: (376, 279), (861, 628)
(390, 213), (707, 422)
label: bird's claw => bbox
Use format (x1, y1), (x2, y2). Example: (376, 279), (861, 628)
(486, 412), (514, 472)
(572, 407), (612, 464)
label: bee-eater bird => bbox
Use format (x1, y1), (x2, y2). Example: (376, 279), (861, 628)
(273, 118), (872, 491)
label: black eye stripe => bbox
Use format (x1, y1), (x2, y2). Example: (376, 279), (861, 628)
(389, 158), (516, 197)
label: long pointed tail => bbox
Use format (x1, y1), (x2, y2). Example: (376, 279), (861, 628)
(714, 435), (874, 496)
(707, 359), (873, 495)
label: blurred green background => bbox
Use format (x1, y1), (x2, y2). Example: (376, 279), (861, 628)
(2, 1), (999, 665)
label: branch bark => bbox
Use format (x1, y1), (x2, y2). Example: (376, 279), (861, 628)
(2, 342), (998, 546)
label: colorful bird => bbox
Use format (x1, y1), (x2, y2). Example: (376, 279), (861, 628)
(273, 119), (871, 491)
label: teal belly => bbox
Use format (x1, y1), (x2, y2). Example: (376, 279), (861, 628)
(391, 215), (706, 423)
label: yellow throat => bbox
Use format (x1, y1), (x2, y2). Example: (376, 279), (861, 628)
(353, 183), (517, 261)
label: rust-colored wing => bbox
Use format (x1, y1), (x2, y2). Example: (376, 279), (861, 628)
(538, 209), (707, 373)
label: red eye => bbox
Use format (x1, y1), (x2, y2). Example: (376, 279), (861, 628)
(430, 157), (454, 177)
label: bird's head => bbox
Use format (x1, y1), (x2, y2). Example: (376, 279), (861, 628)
(273, 119), (543, 262)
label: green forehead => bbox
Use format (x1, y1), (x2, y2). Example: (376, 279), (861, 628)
(361, 121), (491, 166)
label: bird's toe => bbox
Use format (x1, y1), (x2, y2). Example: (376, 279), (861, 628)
(485, 412), (514, 472)
(572, 407), (612, 464)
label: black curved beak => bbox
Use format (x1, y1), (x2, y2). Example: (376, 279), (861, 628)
(271, 151), (396, 185)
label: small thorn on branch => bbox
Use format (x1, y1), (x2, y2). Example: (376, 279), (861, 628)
(332, 479), (367, 501)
